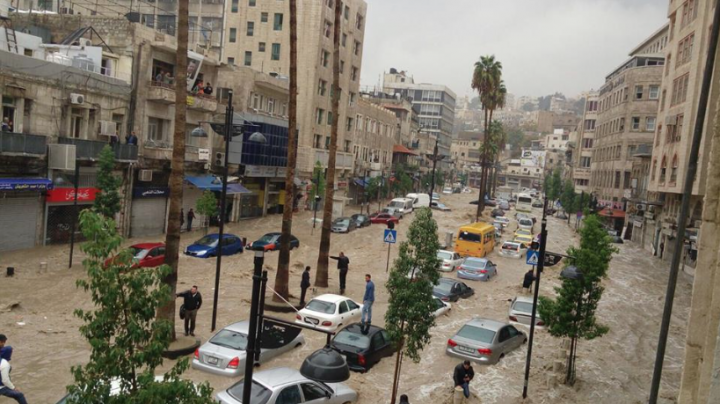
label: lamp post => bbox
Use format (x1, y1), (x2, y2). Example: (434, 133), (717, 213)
(242, 247), (265, 404)
(192, 90), (267, 332)
(428, 139), (444, 207)
(67, 162), (80, 268)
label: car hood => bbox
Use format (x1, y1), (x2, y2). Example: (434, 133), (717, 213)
(186, 244), (215, 252)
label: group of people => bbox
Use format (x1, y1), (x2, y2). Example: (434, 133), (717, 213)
(0, 334), (27, 404)
(1, 117), (13, 133)
(154, 70), (175, 85)
(191, 80), (213, 96)
(108, 131), (139, 146)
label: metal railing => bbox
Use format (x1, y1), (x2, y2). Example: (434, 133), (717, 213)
(58, 137), (138, 161)
(0, 132), (47, 155)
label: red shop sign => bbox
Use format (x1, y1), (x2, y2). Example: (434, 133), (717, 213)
(47, 187), (99, 203)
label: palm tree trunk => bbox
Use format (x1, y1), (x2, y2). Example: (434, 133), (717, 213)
(315, 0), (342, 288)
(475, 108), (489, 222)
(157, 0), (188, 341)
(274, 0), (298, 302)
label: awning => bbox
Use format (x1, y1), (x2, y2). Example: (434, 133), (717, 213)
(185, 175), (251, 194)
(0, 177), (53, 191)
(354, 177), (372, 187)
(393, 145), (419, 156)
(598, 208), (626, 218)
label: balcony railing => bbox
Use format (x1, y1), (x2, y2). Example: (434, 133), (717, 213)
(315, 149), (353, 170)
(58, 137), (138, 161)
(147, 81), (176, 104)
(187, 93), (218, 112)
(0, 132), (47, 156)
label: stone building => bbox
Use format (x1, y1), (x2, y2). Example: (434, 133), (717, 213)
(627, 144), (653, 250)
(589, 25), (666, 217)
(572, 91), (599, 193)
(450, 131), (482, 173)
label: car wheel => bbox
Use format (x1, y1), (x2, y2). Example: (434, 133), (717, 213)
(499, 353), (505, 361)
(295, 342), (303, 348)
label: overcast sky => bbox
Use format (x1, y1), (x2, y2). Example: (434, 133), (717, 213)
(360, 0), (668, 100)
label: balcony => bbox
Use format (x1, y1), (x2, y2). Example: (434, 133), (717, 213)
(58, 137), (138, 162)
(315, 149), (354, 170)
(187, 94), (218, 112)
(0, 132), (47, 156)
(147, 81), (176, 104)
(143, 144), (173, 161)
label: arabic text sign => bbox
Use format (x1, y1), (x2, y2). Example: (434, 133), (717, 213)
(133, 187), (170, 199)
(46, 187), (99, 203)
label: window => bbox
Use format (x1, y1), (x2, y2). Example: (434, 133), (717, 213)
(646, 117), (656, 131)
(261, 12), (268, 22)
(649, 85), (660, 99)
(338, 301), (348, 314)
(276, 386), (301, 404)
(318, 79), (327, 96)
(327, 111), (333, 125)
(652, 160), (657, 181)
(246, 21), (254, 36)
(147, 117), (167, 142)
(248, 0), (255, 5)
(344, 5), (349, 20)
(340, 60), (345, 73)
(624, 171), (631, 189)
(666, 54), (672, 76)
(356, 13), (364, 30)
(346, 117), (353, 131)
(348, 92), (356, 106)
(619, 117), (625, 131)
(671, 74), (690, 105)
(656, 124), (663, 145)
(583, 138), (593, 148)
(351, 66), (358, 81)
(229, 28), (237, 42)
(584, 119), (596, 130)
(661, 89), (667, 110)
(677, 33), (695, 66)
(227, 57), (235, 65)
(258, 42), (266, 52)
(244, 51), (252, 66)
(301, 384), (327, 402)
(324, 20), (332, 38)
(267, 99), (275, 114)
(231, 0), (238, 12)
(316, 108), (325, 125)
(580, 156), (591, 168)
(321, 50), (330, 67)
(274, 13), (283, 30)
(586, 100), (598, 111)
(353, 40), (361, 56)
(676, 114), (684, 142)
(325, 136), (330, 149)
(635, 85), (643, 100)
(682, 0), (698, 28)
(314, 134), (322, 148)
(615, 171), (621, 188)
(342, 33), (347, 47)
(671, 155), (679, 183)
(660, 156), (667, 182)
(271, 43), (281, 60)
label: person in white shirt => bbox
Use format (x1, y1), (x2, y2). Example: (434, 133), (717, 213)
(0, 337), (28, 404)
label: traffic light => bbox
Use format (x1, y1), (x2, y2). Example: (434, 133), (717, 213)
(387, 221), (395, 230)
(530, 241), (540, 250)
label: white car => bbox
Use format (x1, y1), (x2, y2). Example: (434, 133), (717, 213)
(442, 187), (453, 194)
(494, 216), (511, 228)
(432, 296), (452, 317)
(437, 250), (463, 272)
(498, 241), (528, 259)
(518, 218), (534, 232)
(295, 294), (362, 332)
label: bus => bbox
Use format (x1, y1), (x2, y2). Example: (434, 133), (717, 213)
(516, 193), (533, 213)
(455, 222), (496, 258)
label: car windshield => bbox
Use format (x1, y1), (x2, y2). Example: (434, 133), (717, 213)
(437, 252), (453, 261)
(130, 247), (150, 259)
(513, 301), (534, 314)
(334, 219), (350, 225)
(459, 231), (481, 243)
(463, 259), (486, 269)
(434, 281), (454, 293)
(497, 218), (509, 222)
(520, 219), (532, 226)
(389, 201), (405, 208)
(305, 300), (336, 314)
(334, 330), (371, 349)
(228, 380), (272, 404)
(210, 329), (248, 350)
(258, 234), (277, 243)
(457, 325), (496, 344)
(518, 197), (532, 204)
(502, 243), (519, 250)
(195, 236), (218, 247)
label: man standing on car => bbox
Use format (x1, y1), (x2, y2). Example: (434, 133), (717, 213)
(330, 252), (350, 294)
(300, 266), (311, 307)
(452, 360), (475, 399)
(361, 274), (374, 325)
(0, 338), (27, 404)
(176, 286), (202, 336)
(522, 268), (535, 294)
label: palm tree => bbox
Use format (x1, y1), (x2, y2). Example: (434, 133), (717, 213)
(486, 82), (506, 196)
(471, 55), (502, 221)
(315, 0), (342, 288)
(274, 0), (299, 301)
(157, 0), (189, 340)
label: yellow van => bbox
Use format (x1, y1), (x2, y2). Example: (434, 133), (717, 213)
(455, 222), (496, 258)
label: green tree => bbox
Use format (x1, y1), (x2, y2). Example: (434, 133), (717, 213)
(195, 190), (218, 234)
(458, 172), (468, 187)
(385, 208), (441, 404)
(94, 145), (122, 219)
(550, 168), (562, 200)
(391, 165), (414, 197)
(559, 179), (577, 220)
(309, 161), (326, 206)
(538, 214), (618, 384)
(507, 128), (525, 152)
(69, 211), (214, 403)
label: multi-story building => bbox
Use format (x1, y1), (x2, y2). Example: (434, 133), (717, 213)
(223, 0), (368, 191)
(627, 144), (653, 249)
(573, 91), (599, 192)
(450, 131), (482, 173)
(589, 24), (667, 215)
(382, 69), (457, 170)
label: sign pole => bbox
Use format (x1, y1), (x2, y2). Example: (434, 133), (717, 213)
(68, 162), (80, 269)
(386, 243), (391, 273)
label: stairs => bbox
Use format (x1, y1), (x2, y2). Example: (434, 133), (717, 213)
(1, 17), (18, 54)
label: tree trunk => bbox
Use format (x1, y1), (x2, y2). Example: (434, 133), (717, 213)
(157, 0), (188, 341)
(315, 0), (342, 288)
(273, 0), (298, 302)
(390, 326), (405, 404)
(475, 108), (490, 222)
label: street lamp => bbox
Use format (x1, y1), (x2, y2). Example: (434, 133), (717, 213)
(427, 138), (444, 207)
(560, 265), (584, 385)
(193, 90), (267, 333)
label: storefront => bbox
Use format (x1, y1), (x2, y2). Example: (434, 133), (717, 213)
(0, 178), (52, 252)
(184, 175), (252, 222)
(240, 166), (289, 219)
(130, 186), (169, 238)
(44, 187), (99, 245)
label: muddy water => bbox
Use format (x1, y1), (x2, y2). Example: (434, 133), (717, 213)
(0, 192), (691, 403)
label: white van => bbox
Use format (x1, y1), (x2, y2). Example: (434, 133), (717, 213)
(406, 193), (431, 208)
(388, 198), (414, 214)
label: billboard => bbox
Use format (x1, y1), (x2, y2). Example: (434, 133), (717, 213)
(520, 149), (546, 168)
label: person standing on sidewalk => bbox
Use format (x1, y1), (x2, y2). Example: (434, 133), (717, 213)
(330, 252), (350, 294)
(0, 341), (28, 404)
(300, 266), (311, 306)
(361, 274), (374, 325)
(176, 286), (202, 336)
(452, 360), (475, 399)
(186, 208), (196, 232)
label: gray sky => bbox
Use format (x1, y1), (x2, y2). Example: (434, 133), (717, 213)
(360, 0), (668, 100)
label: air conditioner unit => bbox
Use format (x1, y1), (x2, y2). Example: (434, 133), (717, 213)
(139, 170), (153, 182)
(665, 115), (677, 125)
(214, 152), (225, 167)
(647, 205), (657, 213)
(48, 144), (77, 170)
(99, 120), (117, 137)
(636, 203), (646, 211)
(70, 93), (85, 105)
(78, 38), (92, 47)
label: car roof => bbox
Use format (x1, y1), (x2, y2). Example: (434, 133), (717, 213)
(466, 317), (508, 332)
(253, 367), (308, 387)
(437, 249), (454, 255)
(502, 241), (521, 246)
(341, 323), (385, 335)
(262, 232), (281, 237)
(203, 233), (239, 239)
(514, 296), (535, 305)
(131, 242), (164, 249)
(464, 257), (487, 263)
(312, 294), (348, 303)
(437, 277), (460, 285)
(223, 321), (249, 334)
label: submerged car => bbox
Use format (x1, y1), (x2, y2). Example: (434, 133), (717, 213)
(331, 217), (357, 233)
(432, 296), (452, 317)
(249, 232), (300, 251)
(370, 213), (400, 225)
(185, 234), (243, 258)
(330, 323), (396, 373)
(433, 278), (475, 302)
(531, 200), (543, 208)
(351, 214), (372, 228)
(494, 217), (511, 228)
(491, 208), (505, 218)
(437, 250), (463, 272)
(192, 320), (305, 377)
(431, 202), (452, 211)
(499, 241), (528, 259)
(446, 318), (527, 365)
(457, 257), (498, 282)
(508, 296), (544, 327)
(104, 242), (166, 268)
(295, 294), (362, 332)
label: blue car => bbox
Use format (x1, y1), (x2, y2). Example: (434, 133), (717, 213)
(185, 233), (243, 258)
(457, 257), (498, 282)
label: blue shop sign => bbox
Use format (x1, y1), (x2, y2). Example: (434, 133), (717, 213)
(133, 187), (170, 198)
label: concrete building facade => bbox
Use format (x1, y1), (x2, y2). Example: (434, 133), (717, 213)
(573, 91), (599, 192)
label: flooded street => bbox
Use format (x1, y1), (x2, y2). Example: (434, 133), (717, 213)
(0, 192), (693, 403)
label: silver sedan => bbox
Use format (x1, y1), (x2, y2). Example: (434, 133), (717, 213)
(192, 321), (305, 377)
(446, 318), (527, 365)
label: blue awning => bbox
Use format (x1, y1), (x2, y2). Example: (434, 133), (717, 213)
(185, 175), (251, 194)
(353, 177), (372, 188)
(0, 177), (53, 191)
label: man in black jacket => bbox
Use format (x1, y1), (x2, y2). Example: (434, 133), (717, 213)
(177, 286), (202, 336)
(452, 360), (474, 399)
(330, 252), (350, 294)
(300, 266), (311, 306)
(523, 268), (536, 294)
